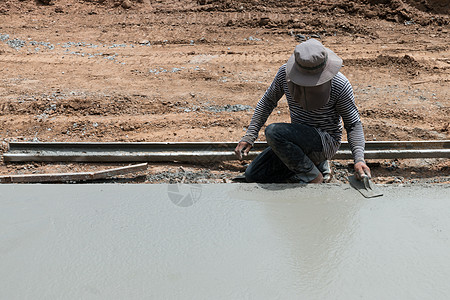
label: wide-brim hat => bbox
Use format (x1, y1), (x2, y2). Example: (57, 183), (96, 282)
(286, 38), (342, 87)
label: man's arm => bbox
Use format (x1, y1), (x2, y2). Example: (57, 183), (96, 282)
(345, 120), (365, 164)
(235, 66), (286, 159)
(335, 78), (371, 179)
(346, 121), (371, 179)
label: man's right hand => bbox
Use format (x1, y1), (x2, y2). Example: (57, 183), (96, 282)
(234, 141), (252, 160)
(354, 161), (371, 181)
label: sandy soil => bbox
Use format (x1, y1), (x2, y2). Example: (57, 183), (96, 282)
(0, 0), (448, 184)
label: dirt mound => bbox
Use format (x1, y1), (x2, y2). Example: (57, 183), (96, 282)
(405, 0), (450, 15)
(0, 0), (447, 25)
(197, 0), (448, 25)
(364, 0), (449, 24)
(345, 55), (425, 75)
(0, 0), (151, 14)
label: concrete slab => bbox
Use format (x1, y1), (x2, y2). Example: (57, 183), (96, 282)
(1, 183), (450, 299)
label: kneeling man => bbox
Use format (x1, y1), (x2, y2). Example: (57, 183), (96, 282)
(235, 39), (371, 183)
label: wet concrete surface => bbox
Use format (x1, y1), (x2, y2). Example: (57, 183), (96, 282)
(1, 183), (450, 299)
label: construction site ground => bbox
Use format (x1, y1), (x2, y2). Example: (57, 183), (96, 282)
(0, 0), (448, 184)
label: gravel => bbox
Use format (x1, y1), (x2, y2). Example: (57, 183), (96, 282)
(180, 104), (254, 113)
(0, 34), (9, 41)
(204, 104), (254, 112)
(0, 33), (145, 65)
(149, 66), (204, 75)
(244, 36), (261, 41)
(146, 167), (221, 184)
(29, 41), (55, 50)
(6, 38), (26, 50)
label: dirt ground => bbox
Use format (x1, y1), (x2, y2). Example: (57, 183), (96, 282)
(0, 0), (448, 184)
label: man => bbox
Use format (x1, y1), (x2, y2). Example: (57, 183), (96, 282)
(234, 39), (371, 183)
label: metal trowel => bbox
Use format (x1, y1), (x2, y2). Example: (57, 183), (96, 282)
(348, 174), (383, 198)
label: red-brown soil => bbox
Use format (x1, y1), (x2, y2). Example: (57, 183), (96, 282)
(0, 0), (448, 184)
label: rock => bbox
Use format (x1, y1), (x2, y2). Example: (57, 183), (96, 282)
(295, 34), (306, 42)
(54, 7), (64, 13)
(121, 0), (132, 9)
(38, 0), (53, 5)
(259, 17), (270, 26)
(226, 19), (234, 26)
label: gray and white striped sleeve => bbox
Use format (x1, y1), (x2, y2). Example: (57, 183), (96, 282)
(335, 80), (365, 163)
(240, 66), (285, 145)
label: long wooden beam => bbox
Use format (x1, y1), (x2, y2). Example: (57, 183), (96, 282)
(3, 141), (450, 163)
(0, 163), (148, 183)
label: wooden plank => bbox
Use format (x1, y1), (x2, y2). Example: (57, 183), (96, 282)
(7, 140), (450, 151)
(3, 149), (450, 163)
(3, 141), (450, 163)
(0, 163), (148, 183)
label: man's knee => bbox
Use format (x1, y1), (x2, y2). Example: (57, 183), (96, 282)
(265, 123), (283, 143)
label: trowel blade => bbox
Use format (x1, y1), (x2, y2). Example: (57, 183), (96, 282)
(348, 175), (383, 198)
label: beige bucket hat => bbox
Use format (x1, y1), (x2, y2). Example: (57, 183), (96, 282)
(286, 39), (343, 110)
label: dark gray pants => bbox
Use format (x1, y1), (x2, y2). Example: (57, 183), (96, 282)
(245, 123), (327, 183)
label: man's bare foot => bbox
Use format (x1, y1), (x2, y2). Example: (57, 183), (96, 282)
(309, 173), (324, 184)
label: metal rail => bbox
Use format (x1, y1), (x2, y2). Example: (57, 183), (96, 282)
(3, 140), (450, 163)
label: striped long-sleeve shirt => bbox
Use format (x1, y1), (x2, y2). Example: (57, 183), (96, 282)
(241, 64), (365, 163)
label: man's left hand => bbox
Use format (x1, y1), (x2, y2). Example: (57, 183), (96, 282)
(354, 161), (371, 180)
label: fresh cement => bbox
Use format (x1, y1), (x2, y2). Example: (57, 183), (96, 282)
(1, 183), (450, 299)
